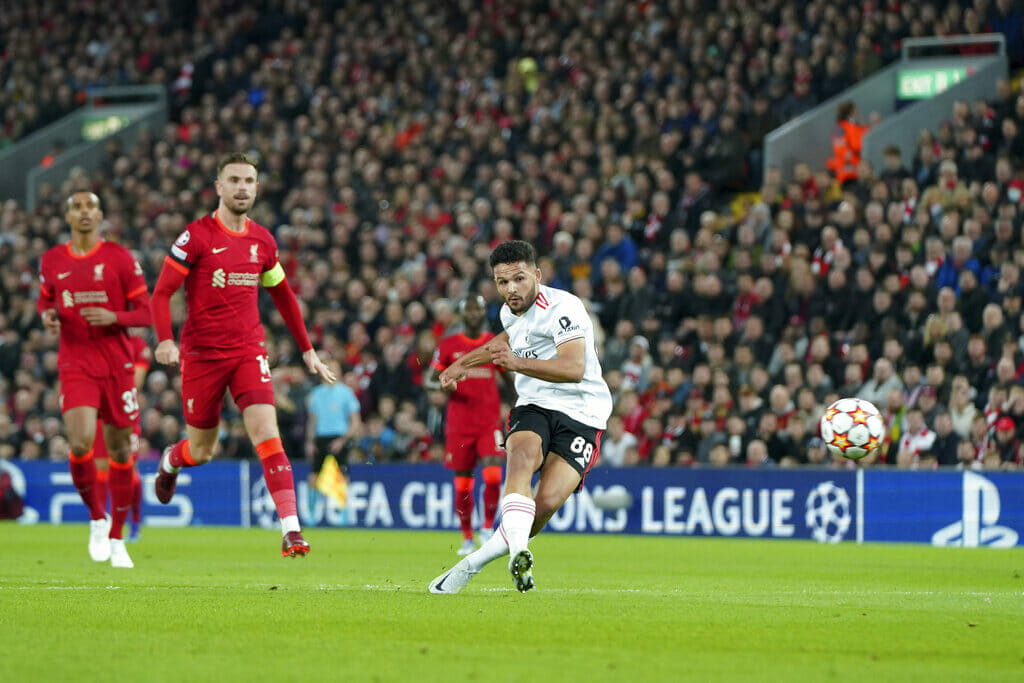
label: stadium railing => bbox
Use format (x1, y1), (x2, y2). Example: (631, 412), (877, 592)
(0, 85), (168, 211)
(763, 33), (1007, 183)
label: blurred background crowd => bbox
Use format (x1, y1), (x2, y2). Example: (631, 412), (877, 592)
(3, 0), (1024, 470)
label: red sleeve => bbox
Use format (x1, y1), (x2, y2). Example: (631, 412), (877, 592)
(430, 339), (449, 371)
(131, 338), (152, 370)
(151, 256), (188, 342)
(37, 286), (55, 315)
(116, 288), (152, 328)
(265, 280), (312, 352)
(37, 255), (55, 314)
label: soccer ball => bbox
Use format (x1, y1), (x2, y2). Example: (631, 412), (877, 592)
(819, 398), (885, 460)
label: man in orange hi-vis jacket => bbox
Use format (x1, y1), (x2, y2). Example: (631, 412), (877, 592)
(827, 100), (869, 186)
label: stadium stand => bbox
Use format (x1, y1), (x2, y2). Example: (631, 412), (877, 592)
(3, 0), (1024, 470)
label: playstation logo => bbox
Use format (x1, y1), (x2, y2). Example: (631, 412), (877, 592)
(931, 471), (1019, 547)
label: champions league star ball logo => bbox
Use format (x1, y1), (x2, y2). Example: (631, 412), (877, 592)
(805, 481), (852, 544)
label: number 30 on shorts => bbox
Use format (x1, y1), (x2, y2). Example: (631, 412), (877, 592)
(121, 388), (139, 415)
(570, 435), (594, 467)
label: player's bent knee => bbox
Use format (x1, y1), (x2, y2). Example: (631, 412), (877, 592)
(68, 440), (94, 457)
(506, 448), (542, 470)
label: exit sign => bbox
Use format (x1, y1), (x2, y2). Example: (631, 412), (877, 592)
(897, 68), (969, 99)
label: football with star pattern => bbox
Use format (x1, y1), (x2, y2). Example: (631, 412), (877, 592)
(819, 398), (885, 460)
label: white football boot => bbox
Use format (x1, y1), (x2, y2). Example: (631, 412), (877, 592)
(428, 559), (478, 594)
(88, 515), (111, 562)
(109, 538), (134, 568)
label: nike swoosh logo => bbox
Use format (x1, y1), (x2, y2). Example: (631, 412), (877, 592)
(434, 573), (449, 591)
(212, 247), (227, 254)
(57, 272), (71, 279)
(510, 421), (520, 431)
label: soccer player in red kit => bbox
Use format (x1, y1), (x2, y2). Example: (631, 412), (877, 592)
(150, 152), (335, 557)
(38, 191), (151, 568)
(93, 334), (150, 540)
(426, 295), (507, 556)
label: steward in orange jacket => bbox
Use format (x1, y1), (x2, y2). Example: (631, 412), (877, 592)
(826, 101), (868, 185)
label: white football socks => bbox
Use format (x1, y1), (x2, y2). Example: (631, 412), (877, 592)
(499, 493), (535, 557)
(281, 515), (301, 534)
(466, 525), (510, 572)
(161, 449), (180, 474)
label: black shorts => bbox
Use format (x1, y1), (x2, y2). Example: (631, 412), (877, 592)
(506, 404), (603, 490)
(312, 436), (350, 474)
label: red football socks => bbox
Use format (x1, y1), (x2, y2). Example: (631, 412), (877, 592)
(256, 437), (298, 519)
(68, 449), (105, 520)
(167, 439), (198, 468)
(130, 472), (142, 523)
(454, 476), (475, 540)
(108, 459), (134, 540)
(95, 467), (110, 514)
(482, 465), (503, 531)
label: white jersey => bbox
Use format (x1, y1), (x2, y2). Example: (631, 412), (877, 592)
(499, 283), (612, 429)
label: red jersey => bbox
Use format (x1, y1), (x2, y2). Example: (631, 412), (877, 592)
(431, 331), (501, 433)
(129, 336), (151, 373)
(39, 241), (147, 377)
(167, 211), (280, 358)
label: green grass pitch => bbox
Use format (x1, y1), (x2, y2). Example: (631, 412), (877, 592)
(1, 524), (1022, 682)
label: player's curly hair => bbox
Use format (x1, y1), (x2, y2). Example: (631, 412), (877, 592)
(489, 240), (536, 268)
(217, 152), (259, 176)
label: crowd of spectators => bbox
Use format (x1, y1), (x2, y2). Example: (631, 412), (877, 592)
(3, 0), (1024, 472)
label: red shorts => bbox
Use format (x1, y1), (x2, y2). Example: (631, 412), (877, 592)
(59, 367), (139, 428)
(180, 351), (275, 429)
(444, 426), (505, 471)
(93, 419), (143, 460)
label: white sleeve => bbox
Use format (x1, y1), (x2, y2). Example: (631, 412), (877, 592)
(551, 296), (588, 346)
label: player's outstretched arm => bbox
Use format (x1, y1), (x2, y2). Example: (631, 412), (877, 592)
(489, 336), (585, 383)
(152, 257), (187, 365)
(439, 331), (509, 390)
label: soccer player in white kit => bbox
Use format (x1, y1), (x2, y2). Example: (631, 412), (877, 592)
(429, 240), (612, 593)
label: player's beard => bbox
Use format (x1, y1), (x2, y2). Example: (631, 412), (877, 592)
(225, 195), (255, 215)
(506, 281), (538, 314)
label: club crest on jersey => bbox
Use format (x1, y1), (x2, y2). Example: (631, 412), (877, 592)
(61, 290), (73, 308)
(93, 264), (104, 281)
(250, 244), (259, 263)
